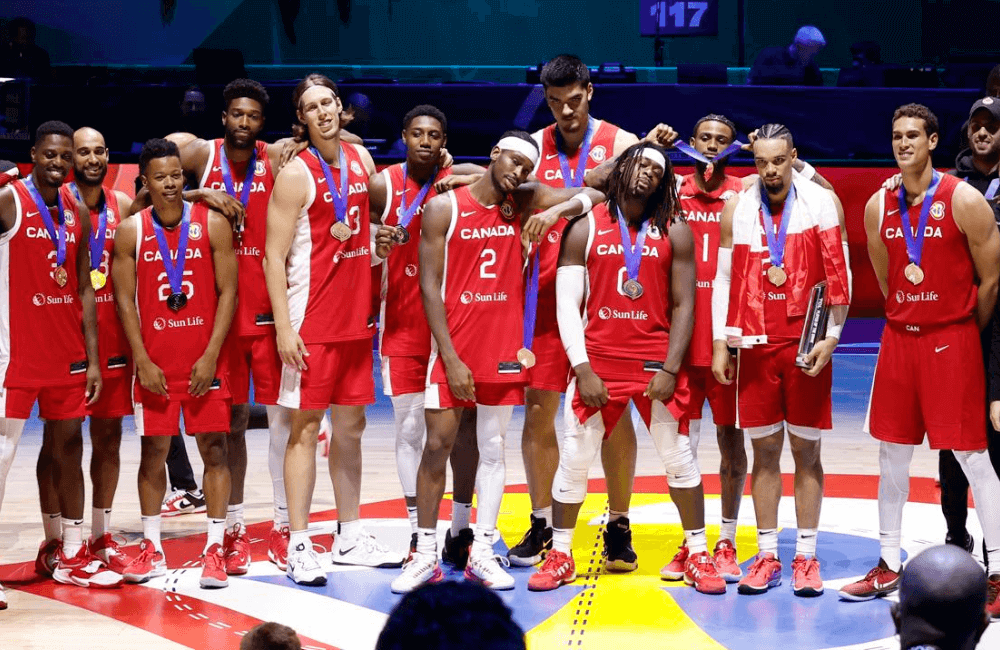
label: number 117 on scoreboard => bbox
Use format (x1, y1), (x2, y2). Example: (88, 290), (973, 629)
(640, 0), (718, 36)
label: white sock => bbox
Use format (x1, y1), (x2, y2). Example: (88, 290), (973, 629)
(719, 517), (738, 544)
(796, 528), (818, 558)
(757, 528), (778, 556)
(954, 449), (1000, 573)
(226, 503), (245, 531)
(406, 506), (418, 533)
(42, 512), (61, 542)
(289, 530), (310, 554)
(141, 515), (163, 553)
(61, 518), (84, 557)
(532, 506), (552, 526)
(685, 527), (708, 554)
(552, 527), (573, 554)
(266, 405), (291, 528)
(338, 519), (362, 542)
(206, 518), (226, 553)
(473, 527), (494, 552)
(452, 501), (472, 535)
(416, 527), (436, 555)
(91, 507), (112, 539)
(608, 509), (628, 523)
(880, 530), (902, 572)
(878, 441), (912, 573)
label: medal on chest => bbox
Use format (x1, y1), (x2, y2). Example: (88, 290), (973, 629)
(152, 204), (192, 313)
(760, 181), (795, 287)
(615, 207), (650, 301)
(897, 170), (941, 286)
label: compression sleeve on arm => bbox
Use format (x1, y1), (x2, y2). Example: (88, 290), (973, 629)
(712, 247), (732, 342)
(556, 265), (589, 367)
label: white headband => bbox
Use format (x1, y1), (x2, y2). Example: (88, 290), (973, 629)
(496, 136), (540, 166)
(640, 147), (666, 170)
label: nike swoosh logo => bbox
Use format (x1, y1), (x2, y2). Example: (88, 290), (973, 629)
(679, 195), (696, 200)
(144, 235), (157, 242)
(25, 211), (38, 218)
(337, 546), (356, 556)
(395, 190), (405, 196)
(460, 210), (477, 217)
(935, 345), (949, 353)
(598, 229), (615, 235)
(887, 209), (900, 215)
(558, 487), (571, 493)
(545, 153), (560, 160)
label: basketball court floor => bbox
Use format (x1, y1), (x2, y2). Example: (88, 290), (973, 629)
(2, 330), (998, 649)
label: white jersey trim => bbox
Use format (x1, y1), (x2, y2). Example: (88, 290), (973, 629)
(380, 168), (393, 223)
(285, 157), (316, 335)
(425, 192), (459, 391)
(199, 141), (216, 191)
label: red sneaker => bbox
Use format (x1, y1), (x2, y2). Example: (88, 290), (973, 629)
(713, 539), (742, 583)
(986, 575), (1000, 619)
(527, 549), (576, 592)
(90, 533), (133, 575)
(122, 539), (166, 584)
(838, 559), (900, 601)
(737, 552), (782, 595)
(684, 551), (726, 595)
(224, 523), (252, 575)
(268, 526), (290, 571)
(0, 582), (6, 610)
(659, 544), (688, 580)
(35, 539), (61, 577)
(53, 542), (124, 588)
(791, 554), (824, 597)
(200, 543), (229, 589)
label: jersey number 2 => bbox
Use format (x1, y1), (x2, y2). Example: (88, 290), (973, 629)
(479, 249), (496, 279)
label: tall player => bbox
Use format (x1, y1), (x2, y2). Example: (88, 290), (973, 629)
(511, 54), (643, 570)
(391, 131), (604, 593)
(842, 104), (1000, 616)
(113, 138), (238, 588)
(713, 124), (851, 597)
(266, 74), (403, 586)
(0, 122), (113, 606)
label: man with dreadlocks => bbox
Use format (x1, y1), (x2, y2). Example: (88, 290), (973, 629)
(712, 124), (851, 597)
(528, 142), (726, 595)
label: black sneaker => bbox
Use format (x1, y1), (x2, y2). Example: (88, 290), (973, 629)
(603, 517), (638, 572)
(406, 533), (418, 562)
(507, 515), (552, 567)
(441, 528), (474, 569)
(945, 531), (975, 554)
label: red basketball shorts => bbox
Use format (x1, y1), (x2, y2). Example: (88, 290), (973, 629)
(381, 354), (429, 397)
(736, 340), (832, 430)
(685, 365), (737, 427)
(2, 382), (87, 420)
(87, 374), (134, 419)
(277, 339), (375, 411)
(527, 328), (571, 393)
(226, 333), (281, 406)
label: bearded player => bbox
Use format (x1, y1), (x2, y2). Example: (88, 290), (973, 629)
(840, 105), (1000, 617)
(391, 131), (604, 593)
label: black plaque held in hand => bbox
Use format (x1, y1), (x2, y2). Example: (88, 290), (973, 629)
(795, 282), (830, 369)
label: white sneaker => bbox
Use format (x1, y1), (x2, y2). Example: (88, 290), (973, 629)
(390, 552), (443, 594)
(331, 529), (405, 568)
(0, 582), (7, 610)
(286, 547), (327, 586)
(465, 550), (515, 590)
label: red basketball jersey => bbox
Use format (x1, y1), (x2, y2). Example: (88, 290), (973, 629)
(0, 180), (86, 387)
(378, 163), (452, 357)
(880, 173), (977, 327)
(583, 204), (674, 381)
(135, 203), (225, 397)
(679, 173), (744, 366)
(287, 144), (373, 344)
(531, 119), (620, 342)
(428, 185), (525, 384)
(200, 139), (275, 337)
(86, 189), (130, 377)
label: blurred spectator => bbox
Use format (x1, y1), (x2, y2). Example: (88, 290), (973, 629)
(0, 17), (51, 80)
(986, 64), (1000, 97)
(177, 86), (212, 136)
(240, 622), (302, 650)
(838, 41), (884, 87)
(376, 581), (525, 650)
(891, 545), (989, 650)
(748, 25), (826, 86)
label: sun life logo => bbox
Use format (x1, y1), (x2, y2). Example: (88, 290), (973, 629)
(460, 291), (474, 305)
(153, 317), (166, 331)
(32, 293), (45, 307)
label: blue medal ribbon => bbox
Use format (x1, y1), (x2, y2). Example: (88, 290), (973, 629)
(522, 253), (540, 351)
(615, 206), (650, 282)
(555, 117), (596, 188)
(759, 181), (796, 269)
(70, 182), (109, 271)
(673, 140), (744, 165)
(897, 170), (941, 267)
(219, 145), (257, 208)
(985, 178), (998, 200)
(398, 163), (437, 229)
(311, 146), (350, 225)
(24, 175), (67, 266)
(151, 203), (191, 297)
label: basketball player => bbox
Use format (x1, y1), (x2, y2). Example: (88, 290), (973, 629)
(372, 104), (485, 556)
(390, 131), (604, 593)
(842, 104), (1000, 617)
(529, 142), (725, 594)
(113, 138), (238, 588)
(265, 74), (403, 586)
(713, 124), (851, 597)
(0, 122), (114, 606)
(511, 54), (643, 571)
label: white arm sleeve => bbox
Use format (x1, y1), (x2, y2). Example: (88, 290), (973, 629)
(826, 240), (852, 340)
(556, 265), (589, 368)
(712, 247), (732, 342)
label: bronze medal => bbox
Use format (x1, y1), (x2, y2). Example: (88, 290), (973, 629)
(904, 262), (924, 285)
(166, 292), (187, 312)
(90, 269), (107, 291)
(767, 265), (787, 287)
(623, 278), (644, 300)
(330, 221), (352, 242)
(393, 225), (410, 245)
(516, 347), (536, 369)
(53, 265), (68, 287)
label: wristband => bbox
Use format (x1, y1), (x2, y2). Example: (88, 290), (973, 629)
(798, 161), (817, 180)
(573, 192), (594, 215)
(662, 368), (677, 376)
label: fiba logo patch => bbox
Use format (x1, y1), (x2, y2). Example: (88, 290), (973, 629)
(896, 290), (905, 303)
(590, 145), (607, 163)
(63, 210), (75, 226)
(598, 306), (612, 320)
(460, 291), (474, 305)
(351, 161), (364, 176)
(32, 293), (45, 307)
(189, 222), (203, 240)
(647, 226), (662, 240)
(499, 200), (515, 221)
(153, 317), (166, 331)
(547, 231), (560, 244)
(929, 201), (946, 220)
(107, 212), (116, 225)
(255, 160), (267, 176)
(405, 264), (418, 277)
